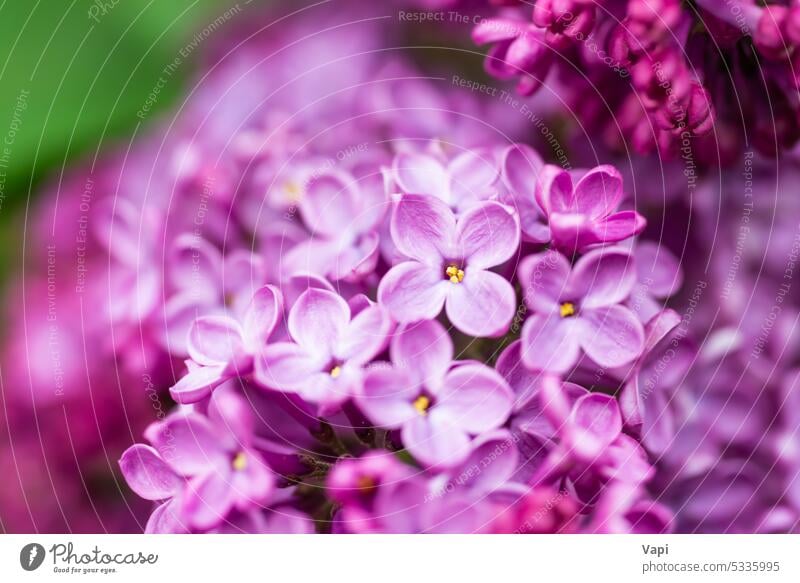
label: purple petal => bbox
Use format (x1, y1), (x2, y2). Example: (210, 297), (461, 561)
(520, 313), (581, 373)
(145, 500), (189, 534)
(452, 430), (519, 493)
(393, 152), (448, 198)
(496, 340), (542, 410)
(570, 248), (637, 309)
(337, 303), (391, 365)
(119, 445), (182, 501)
(152, 414), (228, 476)
(208, 388), (256, 446)
(448, 149), (498, 209)
(437, 364), (514, 433)
(535, 165), (574, 215)
(187, 316), (245, 366)
(170, 234), (222, 302)
(501, 143), (544, 198)
(378, 261), (448, 323)
(358, 368), (418, 428)
(402, 414), (471, 468)
(231, 451), (275, 505)
(572, 165), (623, 219)
(170, 363), (228, 404)
(579, 305), (644, 368)
(288, 288), (349, 355)
(566, 393), (622, 460)
(299, 170), (358, 238)
(455, 201), (520, 270)
(390, 194), (455, 263)
(518, 250), (571, 312)
(391, 319), (453, 392)
(446, 269), (516, 337)
(591, 211), (647, 245)
(255, 342), (326, 392)
(182, 472), (236, 530)
(472, 18), (525, 44)
(242, 285), (282, 350)
(634, 241), (683, 298)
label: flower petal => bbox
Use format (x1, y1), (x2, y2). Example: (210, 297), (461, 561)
(299, 170), (358, 238)
(119, 445), (182, 501)
(357, 368), (419, 428)
(187, 316), (245, 366)
(535, 164), (574, 215)
(448, 149), (498, 209)
(390, 194), (454, 263)
(518, 250), (571, 312)
(634, 241), (683, 298)
(145, 500), (189, 534)
(566, 393), (622, 461)
(151, 414), (227, 476)
(169, 363), (228, 404)
(393, 152), (449, 199)
(437, 364), (514, 433)
(501, 143), (544, 198)
(401, 414), (470, 468)
(455, 201), (520, 270)
(182, 472), (236, 530)
(591, 211), (646, 245)
(579, 305), (645, 368)
(445, 269), (516, 337)
(390, 319), (453, 392)
(288, 288), (349, 355)
(520, 313), (581, 373)
(378, 261), (448, 323)
(338, 303), (392, 365)
(572, 165), (624, 219)
(242, 285), (283, 350)
(255, 342), (326, 392)
(570, 248), (637, 309)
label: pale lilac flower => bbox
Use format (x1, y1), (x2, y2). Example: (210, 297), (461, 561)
(356, 319), (514, 467)
(392, 149), (498, 213)
(282, 169), (387, 282)
(535, 165), (646, 252)
(378, 194), (519, 337)
(170, 285), (282, 404)
(256, 288), (392, 411)
(519, 248), (645, 373)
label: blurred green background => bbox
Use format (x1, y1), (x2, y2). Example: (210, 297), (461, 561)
(0, 0), (247, 279)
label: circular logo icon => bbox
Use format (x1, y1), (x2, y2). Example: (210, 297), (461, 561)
(19, 543), (46, 571)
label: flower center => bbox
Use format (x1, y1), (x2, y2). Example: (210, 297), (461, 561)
(356, 474), (377, 495)
(445, 264), (465, 284)
(283, 181), (302, 202)
(330, 365), (342, 378)
(560, 302), (576, 318)
(412, 395), (431, 415)
(231, 452), (247, 471)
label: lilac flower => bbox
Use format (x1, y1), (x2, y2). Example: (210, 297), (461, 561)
(378, 194), (520, 337)
(535, 164), (646, 252)
(120, 390), (276, 531)
(392, 148), (498, 214)
(498, 143), (549, 244)
(282, 169), (387, 282)
(356, 319), (514, 467)
(518, 248), (645, 373)
(170, 285), (282, 404)
(628, 241), (683, 322)
(256, 288), (392, 411)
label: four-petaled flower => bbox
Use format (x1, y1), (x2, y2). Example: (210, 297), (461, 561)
(378, 194), (520, 337)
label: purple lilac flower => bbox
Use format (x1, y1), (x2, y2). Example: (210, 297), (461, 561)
(357, 319), (514, 467)
(257, 288), (392, 411)
(518, 248), (645, 373)
(535, 164), (646, 253)
(378, 194), (520, 337)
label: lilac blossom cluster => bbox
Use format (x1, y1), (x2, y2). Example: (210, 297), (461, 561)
(469, 0), (800, 163)
(3, 1), (800, 535)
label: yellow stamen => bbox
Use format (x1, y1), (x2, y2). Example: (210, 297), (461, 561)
(412, 395), (431, 415)
(283, 181), (301, 202)
(330, 366), (342, 379)
(232, 452), (247, 471)
(560, 302), (576, 318)
(445, 264), (465, 284)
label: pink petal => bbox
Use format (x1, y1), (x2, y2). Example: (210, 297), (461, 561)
(187, 315), (245, 366)
(448, 149), (499, 209)
(567, 393), (622, 461)
(591, 210), (646, 244)
(579, 305), (645, 368)
(572, 165), (624, 219)
(337, 303), (391, 365)
(358, 368), (419, 429)
(390, 320), (453, 392)
(520, 313), (581, 373)
(182, 472), (236, 530)
(378, 261), (449, 323)
(255, 342), (326, 392)
(170, 234), (222, 302)
(437, 364), (514, 433)
(517, 250), (571, 312)
(455, 201), (520, 270)
(390, 194), (455, 263)
(393, 152), (449, 198)
(634, 241), (683, 298)
(288, 288), (349, 355)
(472, 17), (525, 44)
(501, 143), (544, 198)
(119, 445), (182, 501)
(299, 170), (358, 238)
(402, 414), (471, 468)
(242, 285), (283, 350)
(145, 500), (189, 534)
(445, 269), (516, 337)
(152, 414), (227, 476)
(169, 364), (228, 404)
(570, 248), (637, 309)
(535, 164), (574, 215)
